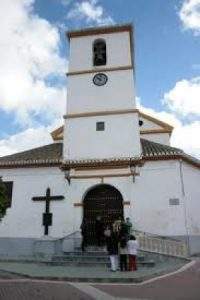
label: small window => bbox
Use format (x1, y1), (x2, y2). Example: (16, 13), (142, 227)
(3, 181), (13, 208)
(169, 198), (180, 206)
(93, 39), (106, 66)
(96, 122), (105, 131)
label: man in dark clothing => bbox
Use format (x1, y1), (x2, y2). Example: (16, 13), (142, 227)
(120, 220), (129, 240)
(95, 216), (104, 246)
(125, 217), (133, 238)
(107, 232), (119, 271)
(80, 219), (88, 251)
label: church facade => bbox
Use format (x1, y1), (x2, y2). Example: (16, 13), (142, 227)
(0, 24), (199, 257)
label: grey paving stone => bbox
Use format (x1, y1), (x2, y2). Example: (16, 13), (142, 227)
(0, 260), (186, 283)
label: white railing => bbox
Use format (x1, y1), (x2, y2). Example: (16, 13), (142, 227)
(61, 231), (82, 252)
(133, 230), (188, 258)
(60, 230), (188, 258)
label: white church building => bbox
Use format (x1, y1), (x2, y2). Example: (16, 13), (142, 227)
(0, 24), (199, 258)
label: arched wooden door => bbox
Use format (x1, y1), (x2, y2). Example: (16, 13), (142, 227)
(83, 184), (123, 245)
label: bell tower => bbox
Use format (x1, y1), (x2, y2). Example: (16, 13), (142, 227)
(63, 24), (141, 161)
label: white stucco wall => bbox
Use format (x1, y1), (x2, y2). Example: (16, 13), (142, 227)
(68, 31), (132, 72)
(141, 133), (170, 145)
(64, 112), (141, 160)
(181, 162), (200, 237)
(0, 159), (199, 245)
(139, 117), (162, 130)
(0, 167), (134, 239)
(59, 159), (199, 239)
(67, 70), (135, 114)
(0, 167), (73, 238)
(131, 160), (187, 236)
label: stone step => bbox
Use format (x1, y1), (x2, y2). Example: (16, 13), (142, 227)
(53, 254), (145, 263)
(63, 251), (108, 256)
(45, 260), (155, 267)
(85, 246), (107, 251)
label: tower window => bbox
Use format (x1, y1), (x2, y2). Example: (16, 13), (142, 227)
(139, 120), (143, 126)
(96, 122), (105, 131)
(93, 39), (106, 66)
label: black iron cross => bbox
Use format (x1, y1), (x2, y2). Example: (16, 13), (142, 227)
(32, 187), (64, 235)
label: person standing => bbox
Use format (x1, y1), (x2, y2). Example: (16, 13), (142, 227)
(95, 216), (104, 246)
(107, 231), (119, 272)
(104, 225), (111, 251)
(125, 217), (133, 238)
(119, 236), (128, 271)
(112, 217), (122, 237)
(120, 219), (129, 240)
(80, 219), (88, 252)
(127, 235), (139, 271)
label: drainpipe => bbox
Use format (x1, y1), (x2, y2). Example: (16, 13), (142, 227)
(179, 159), (190, 256)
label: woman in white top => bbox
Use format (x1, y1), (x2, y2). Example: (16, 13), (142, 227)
(127, 235), (139, 271)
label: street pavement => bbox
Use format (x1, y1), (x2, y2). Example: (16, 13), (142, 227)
(94, 259), (200, 300)
(0, 259), (199, 299)
(0, 280), (93, 300)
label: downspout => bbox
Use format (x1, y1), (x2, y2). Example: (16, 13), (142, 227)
(179, 159), (190, 256)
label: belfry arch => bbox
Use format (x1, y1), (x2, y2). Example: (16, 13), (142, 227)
(83, 184), (124, 244)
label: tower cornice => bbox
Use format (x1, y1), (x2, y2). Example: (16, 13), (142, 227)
(63, 109), (139, 119)
(66, 65), (133, 76)
(67, 23), (133, 39)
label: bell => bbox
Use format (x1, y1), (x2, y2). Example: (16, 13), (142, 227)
(95, 53), (104, 65)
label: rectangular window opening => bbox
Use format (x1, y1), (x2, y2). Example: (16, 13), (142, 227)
(169, 198), (180, 206)
(3, 181), (13, 208)
(96, 121), (105, 131)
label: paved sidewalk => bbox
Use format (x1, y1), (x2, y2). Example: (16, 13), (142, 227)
(0, 260), (186, 283)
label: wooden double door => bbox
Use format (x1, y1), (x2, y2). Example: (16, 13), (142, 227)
(83, 184), (124, 245)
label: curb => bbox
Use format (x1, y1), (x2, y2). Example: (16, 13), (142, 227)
(0, 261), (192, 284)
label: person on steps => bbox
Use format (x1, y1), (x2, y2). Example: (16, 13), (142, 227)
(107, 231), (119, 272)
(104, 225), (111, 252)
(127, 235), (139, 271)
(125, 217), (133, 238)
(80, 219), (88, 252)
(95, 216), (104, 246)
(119, 236), (128, 271)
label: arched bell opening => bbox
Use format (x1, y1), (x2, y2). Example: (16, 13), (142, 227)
(93, 39), (107, 66)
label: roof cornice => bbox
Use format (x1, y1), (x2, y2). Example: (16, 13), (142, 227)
(0, 140), (199, 169)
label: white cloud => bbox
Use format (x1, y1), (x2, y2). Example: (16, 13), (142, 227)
(137, 102), (181, 128)
(137, 102), (200, 158)
(0, 0), (66, 126)
(171, 121), (200, 158)
(179, 0), (200, 34)
(163, 77), (200, 116)
(67, 0), (114, 25)
(0, 120), (62, 157)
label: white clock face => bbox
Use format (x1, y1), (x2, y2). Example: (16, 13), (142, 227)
(93, 73), (108, 86)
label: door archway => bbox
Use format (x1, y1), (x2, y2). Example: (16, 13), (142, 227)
(83, 184), (124, 245)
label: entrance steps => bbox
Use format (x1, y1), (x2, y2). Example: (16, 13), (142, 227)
(50, 247), (155, 267)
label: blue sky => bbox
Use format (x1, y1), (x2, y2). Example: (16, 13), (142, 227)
(0, 0), (199, 157)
